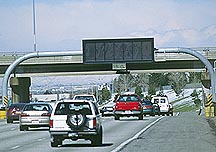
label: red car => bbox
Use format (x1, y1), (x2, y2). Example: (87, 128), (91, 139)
(114, 94), (143, 120)
(6, 103), (27, 123)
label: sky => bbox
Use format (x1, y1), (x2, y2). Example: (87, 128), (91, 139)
(0, 0), (216, 52)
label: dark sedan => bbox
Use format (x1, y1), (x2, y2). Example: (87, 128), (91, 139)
(6, 103), (27, 123)
(142, 100), (160, 116)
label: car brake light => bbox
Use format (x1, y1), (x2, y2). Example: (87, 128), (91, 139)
(93, 118), (97, 128)
(21, 113), (29, 117)
(50, 119), (53, 128)
(41, 113), (51, 117)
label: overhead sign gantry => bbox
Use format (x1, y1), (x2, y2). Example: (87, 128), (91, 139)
(82, 38), (154, 63)
(1, 37), (216, 108)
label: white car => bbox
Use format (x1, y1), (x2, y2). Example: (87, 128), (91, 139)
(100, 101), (116, 116)
(151, 96), (170, 116)
(19, 102), (53, 131)
(49, 99), (103, 147)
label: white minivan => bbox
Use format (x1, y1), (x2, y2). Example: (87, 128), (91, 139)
(151, 96), (170, 116)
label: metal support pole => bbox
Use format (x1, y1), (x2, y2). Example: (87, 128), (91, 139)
(1, 51), (82, 107)
(156, 47), (216, 103)
(32, 0), (37, 52)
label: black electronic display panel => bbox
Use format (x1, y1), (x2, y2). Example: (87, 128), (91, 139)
(83, 38), (154, 63)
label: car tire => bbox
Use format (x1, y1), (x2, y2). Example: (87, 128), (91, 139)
(51, 136), (62, 147)
(114, 115), (120, 120)
(101, 113), (104, 117)
(91, 127), (103, 146)
(20, 125), (28, 131)
(67, 113), (86, 129)
(7, 119), (13, 123)
(138, 114), (143, 120)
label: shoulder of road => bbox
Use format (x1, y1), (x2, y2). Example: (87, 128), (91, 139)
(119, 112), (216, 152)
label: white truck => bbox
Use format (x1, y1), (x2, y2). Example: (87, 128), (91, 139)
(151, 96), (170, 116)
(49, 99), (103, 147)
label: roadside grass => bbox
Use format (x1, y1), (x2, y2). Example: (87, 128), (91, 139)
(171, 96), (200, 112)
(174, 103), (199, 112)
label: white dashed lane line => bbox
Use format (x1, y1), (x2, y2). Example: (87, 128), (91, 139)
(10, 145), (20, 150)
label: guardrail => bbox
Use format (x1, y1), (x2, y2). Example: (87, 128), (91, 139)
(0, 51), (83, 65)
(0, 47), (216, 65)
(154, 47), (216, 62)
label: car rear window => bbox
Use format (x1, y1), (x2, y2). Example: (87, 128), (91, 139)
(153, 99), (159, 104)
(142, 100), (152, 105)
(23, 104), (50, 111)
(160, 99), (166, 103)
(118, 95), (140, 102)
(54, 102), (92, 115)
(74, 96), (94, 101)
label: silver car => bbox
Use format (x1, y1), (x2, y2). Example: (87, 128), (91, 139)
(19, 102), (53, 131)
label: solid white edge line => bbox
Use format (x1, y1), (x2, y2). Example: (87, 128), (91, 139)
(111, 117), (164, 152)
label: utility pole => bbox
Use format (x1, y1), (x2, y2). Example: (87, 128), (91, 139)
(33, 0), (37, 52)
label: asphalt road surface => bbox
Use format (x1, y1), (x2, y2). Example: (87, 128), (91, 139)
(1, 112), (215, 152)
(120, 112), (216, 152)
(0, 115), (160, 152)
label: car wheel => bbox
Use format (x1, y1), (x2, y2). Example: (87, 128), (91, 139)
(91, 127), (103, 146)
(114, 115), (120, 120)
(51, 136), (62, 147)
(20, 125), (28, 131)
(138, 114), (143, 120)
(101, 113), (104, 117)
(7, 119), (13, 123)
(67, 112), (86, 129)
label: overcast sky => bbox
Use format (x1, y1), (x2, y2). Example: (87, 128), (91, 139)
(0, 0), (216, 52)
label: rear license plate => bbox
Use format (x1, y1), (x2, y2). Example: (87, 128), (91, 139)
(68, 133), (78, 137)
(32, 120), (39, 124)
(125, 111), (132, 114)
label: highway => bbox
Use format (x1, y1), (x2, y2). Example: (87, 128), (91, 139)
(0, 116), (162, 152)
(1, 112), (216, 152)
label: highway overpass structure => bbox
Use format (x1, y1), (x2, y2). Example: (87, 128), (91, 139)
(0, 47), (216, 107)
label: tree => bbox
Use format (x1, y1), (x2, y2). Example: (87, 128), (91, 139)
(188, 72), (201, 83)
(99, 86), (111, 104)
(133, 73), (149, 91)
(135, 86), (143, 98)
(113, 74), (134, 93)
(191, 89), (201, 106)
(168, 72), (187, 95)
(148, 73), (169, 96)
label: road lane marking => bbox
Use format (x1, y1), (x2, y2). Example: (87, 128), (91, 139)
(176, 112), (180, 116)
(111, 117), (164, 152)
(10, 145), (20, 150)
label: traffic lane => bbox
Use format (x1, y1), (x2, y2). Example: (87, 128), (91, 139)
(44, 116), (161, 152)
(0, 122), (50, 152)
(120, 112), (216, 152)
(0, 116), (161, 152)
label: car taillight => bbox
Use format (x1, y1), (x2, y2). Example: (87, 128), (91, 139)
(50, 119), (53, 128)
(146, 106), (152, 109)
(21, 113), (29, 117)
(41, 113), (51, 117)
(93, 118), (97, 128)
